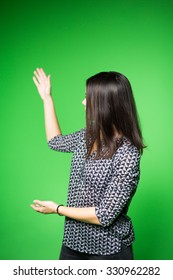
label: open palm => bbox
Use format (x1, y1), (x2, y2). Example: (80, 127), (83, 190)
(33, 68), (51, 101)
(30, 200), (58, 214)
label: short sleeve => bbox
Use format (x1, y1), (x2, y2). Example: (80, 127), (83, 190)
(95, 146), (141, 227)
(47, 128), (85, 153)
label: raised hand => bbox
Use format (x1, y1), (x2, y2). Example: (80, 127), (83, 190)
(33, 68), (51, 101)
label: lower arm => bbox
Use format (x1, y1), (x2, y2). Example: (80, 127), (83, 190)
(43, 96), (62, 141)
(58, 206), (102, 226)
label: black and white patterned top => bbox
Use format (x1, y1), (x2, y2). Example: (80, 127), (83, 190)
(48, 128), (141, 255)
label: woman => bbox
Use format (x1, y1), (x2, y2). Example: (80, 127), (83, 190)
(31, 68), (145, 260)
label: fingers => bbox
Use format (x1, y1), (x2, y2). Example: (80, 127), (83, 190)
(40, 68), (47, 79)
(32, 76), (39, 87)
(34, 68), (42, 82)
(33, 199), (42, 205)
(34, 68), (48, 81)
(33, 68), (51, 88)
(30, 204), (45, 213)
(30, 200), (56, 214)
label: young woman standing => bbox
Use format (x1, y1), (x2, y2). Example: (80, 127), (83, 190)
(31, 68), (145, 260)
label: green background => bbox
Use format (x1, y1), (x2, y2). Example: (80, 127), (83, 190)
(1, 0), (173, 260)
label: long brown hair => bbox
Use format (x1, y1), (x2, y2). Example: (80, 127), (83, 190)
(85, 71), (146, 160)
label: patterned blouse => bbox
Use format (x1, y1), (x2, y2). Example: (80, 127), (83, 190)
(47, 128), (141, 255)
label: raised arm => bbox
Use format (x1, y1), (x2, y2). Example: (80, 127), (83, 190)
(33, 68), (61, 141)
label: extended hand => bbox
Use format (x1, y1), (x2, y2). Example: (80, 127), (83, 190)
(30, 200), (58, 214)
(33, 68), (51, 101)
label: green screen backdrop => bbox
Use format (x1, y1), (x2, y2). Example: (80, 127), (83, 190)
(1, 0), (173, 260)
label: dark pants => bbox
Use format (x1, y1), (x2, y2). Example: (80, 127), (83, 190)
(59, 243), (134, 260)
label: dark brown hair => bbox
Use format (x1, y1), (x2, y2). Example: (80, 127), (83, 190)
(85, 71), (146, 159)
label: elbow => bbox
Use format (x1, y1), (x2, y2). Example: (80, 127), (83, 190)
(47, 135), (61, 150)
(47, 135), (66, 151)
(97, 218), (114, 228)
(99, 220), (113, 228)
(95, 207), (116, 227)
(47, 141), (54, 150)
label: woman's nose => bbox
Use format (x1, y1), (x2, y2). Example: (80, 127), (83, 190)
(82, 98), (86, 106)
